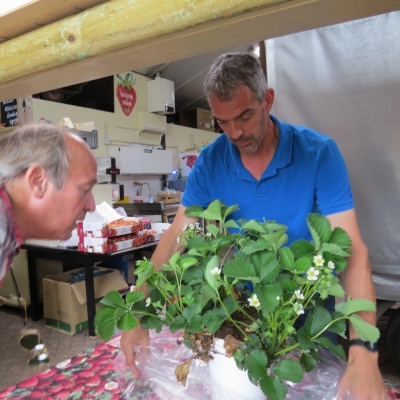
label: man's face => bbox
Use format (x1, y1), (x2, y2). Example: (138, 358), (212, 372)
(43, 143), (97, 240)
(209, 85), (271, 155)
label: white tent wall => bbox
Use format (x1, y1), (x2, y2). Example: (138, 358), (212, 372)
(266, 11), (400, 301)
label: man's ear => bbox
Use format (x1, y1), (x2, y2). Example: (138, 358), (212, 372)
(264, 88), (275, 112)
(25, 165), (48, 198)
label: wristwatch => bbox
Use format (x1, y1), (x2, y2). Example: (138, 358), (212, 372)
(349, 339), (378, 352)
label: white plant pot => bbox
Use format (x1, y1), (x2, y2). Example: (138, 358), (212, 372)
(208, 338), (266, 400)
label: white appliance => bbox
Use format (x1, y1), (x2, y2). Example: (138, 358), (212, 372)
(109, 145), (173, 175)
(147, 74), (175, 114)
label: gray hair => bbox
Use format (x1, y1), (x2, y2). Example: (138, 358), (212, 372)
(204, 52), (267, 103)
(0, 123), (71, 189)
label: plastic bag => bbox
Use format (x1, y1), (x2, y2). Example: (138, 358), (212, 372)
(113, 329), (352, 400)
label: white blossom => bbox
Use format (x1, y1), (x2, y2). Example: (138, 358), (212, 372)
(293, 302), (305, 315)
(294, 290), (304, 300)
(276, 296), (280, 301)
(313, 255), (325, 267)
(248, 294), (260, 308)
(145, 298), (151, 307)
(210, 267), (221, 275)
(307, 267), (320, 281)
(105, 382), (119, 390)
(176, 236), (181, 243)
(328, 261), (335, 270)
(182, 224), (188, 231)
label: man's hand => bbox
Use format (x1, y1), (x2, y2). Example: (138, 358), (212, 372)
(120, 326), (150, 377)
(338, 346), (390, 400)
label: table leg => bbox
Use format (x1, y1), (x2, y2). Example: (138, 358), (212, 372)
(26, 251), (40, 321)
(84, 257), (96, 337)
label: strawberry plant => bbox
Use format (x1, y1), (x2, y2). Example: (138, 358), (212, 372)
(116, 73), (137, 116)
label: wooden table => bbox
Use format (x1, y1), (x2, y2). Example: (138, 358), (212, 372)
(21, 242), (157, 336)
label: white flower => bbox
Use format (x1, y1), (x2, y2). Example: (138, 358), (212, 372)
(328, 261), (335, 270)
(182, 224), (187, 231)
(176, 236), (181, 243)
(205, 232), (212, 237)
(293, 302), (304, 315)
(210, 267), (221, 275)
(276, 296), (280, 301)
(248, 294), (260, 308)
(145, 298), (151, 307)
(313, 255), (325, 267)
(294, 290), (304, 300)
(307, 267), (320, 281)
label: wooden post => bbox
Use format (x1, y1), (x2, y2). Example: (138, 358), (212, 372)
(0, 0), (282, 85)
(16, 96), (33, 126)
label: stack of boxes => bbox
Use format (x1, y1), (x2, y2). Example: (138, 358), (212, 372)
(77, 217), (163, 253)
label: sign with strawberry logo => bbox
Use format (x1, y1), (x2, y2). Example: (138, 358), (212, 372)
(116, 73), (137, 116)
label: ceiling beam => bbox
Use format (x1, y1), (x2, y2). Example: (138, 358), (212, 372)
(0, 0), (399, 102)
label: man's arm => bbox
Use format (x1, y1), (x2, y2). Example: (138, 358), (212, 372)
(327, 209), (389, 400)
(120, 204), (199, 374)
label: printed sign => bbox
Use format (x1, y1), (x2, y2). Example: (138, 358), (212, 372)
(0, 99), (18, 126)
(115, 73), (137, 116)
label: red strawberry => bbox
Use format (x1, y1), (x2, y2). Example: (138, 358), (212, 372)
(17, 375), (38, 388)
(55, 390), (71, 399)
(26, 389), (47, 398)
(116, 73), (137, 116)
(37, 368), (57, 379)
(86, 375), (102, 386)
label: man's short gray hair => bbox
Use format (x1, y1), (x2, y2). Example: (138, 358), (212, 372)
(0, 123), (71, 189)
(204, 52), (268, 103)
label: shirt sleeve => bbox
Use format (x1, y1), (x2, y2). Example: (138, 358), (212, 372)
(315, 138), (354, 216)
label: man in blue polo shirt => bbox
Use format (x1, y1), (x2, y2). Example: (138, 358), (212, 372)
(121, 53), (388, 400)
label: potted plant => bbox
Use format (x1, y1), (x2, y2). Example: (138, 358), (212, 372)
(95, 200), (379, 400)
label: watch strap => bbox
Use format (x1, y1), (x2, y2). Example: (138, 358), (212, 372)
(349, 339), (378, 352)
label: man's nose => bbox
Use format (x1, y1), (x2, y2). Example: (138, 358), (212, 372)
(229, 120), (244, 140)
(85, 191), (96, 212)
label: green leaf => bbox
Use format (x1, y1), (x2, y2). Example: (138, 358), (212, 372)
(300, 352), (318, 372)
(330, 227), (352, 248)
(294, 257), (312, 272)
(206, 224), (220, 237)
(117, 311), (138, 331)
(290, 240), (315, 258)
(181, 305), (196, 323)
(185, 314), (204, 333)
(200, 200), (223, 221)
(184, 204), (205, 218)
(348, 314), (380, 342)
(242, 220), (266, 233)
(326, 283), (345, 298)
(223, 204), (239, 219)
(223, 258), (257, 280)
(94, 306), (116, 340)
(273, 359), (303, 383)
(259, 258), (280, 284)
(316, 337), (347, 360)
(336, 298), (376, 316)
(169, 315), (187, 332)
(222, 219), (239, 230)
(279, 247), (295, 270)
(204, 255), (221, 292)
(196, 284), (216, 311)
(100, 290), (127, 309)
(182, 265), (203, 284)
(222, 294), (238, 315)
(246, 349), (268, 379)
(297, 326), (316, 350)
(260, 375), (287, 400)
(203, 308), (226, 334)
(180, 257), (198, 270)
(327, 313), (347, 337)
(276, 277), (297, 292)
(320, 242), (352, 257)
(309, 307), (332, 337)
(308, 214), (332, 243)
(143, 316), (164, 332)
(135, 262), (155, 288)
(241, 239), (271, 254)
(125, 291), (145, 306)
(255, 283), (282, 312)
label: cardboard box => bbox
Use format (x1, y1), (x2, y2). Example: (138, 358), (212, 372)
(179, 108), (215, 132)
(77, 217), (143, 238)
(43, 267), (128, 335)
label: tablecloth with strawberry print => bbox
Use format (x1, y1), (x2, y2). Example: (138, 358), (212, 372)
(0, 338), (399, 400)
(0, 340), (158, 400)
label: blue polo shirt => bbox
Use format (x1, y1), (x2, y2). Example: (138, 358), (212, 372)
(182, 115), (354, 244)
